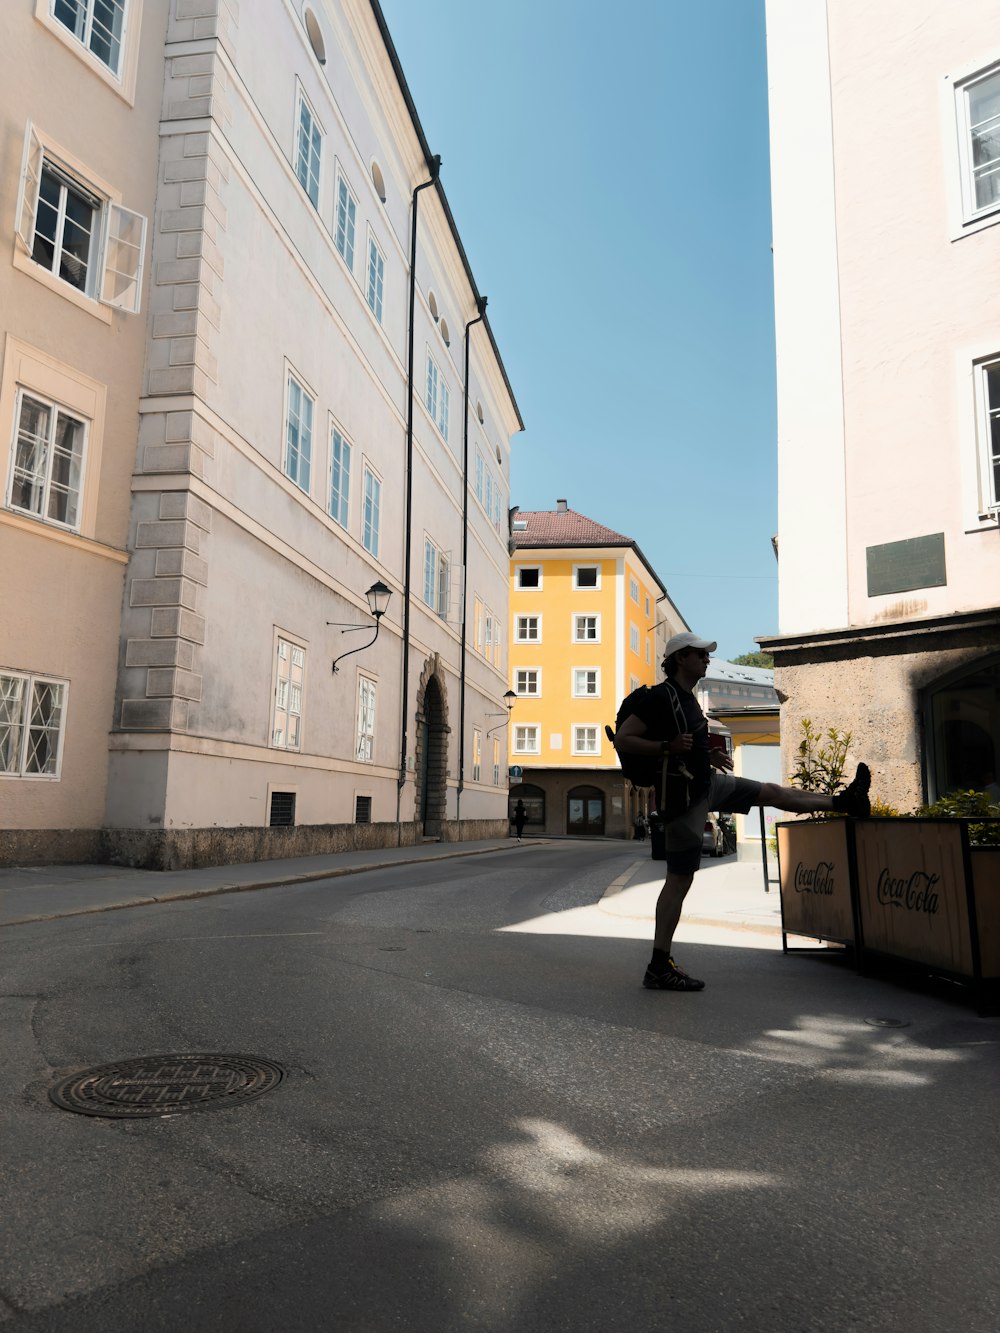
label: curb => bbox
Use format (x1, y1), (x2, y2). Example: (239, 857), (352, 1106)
(597, 857), (784, 937)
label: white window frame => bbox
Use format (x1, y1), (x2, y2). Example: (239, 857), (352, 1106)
(492, 736), (501, 786)
(646, 639), (652, 664)
(515, 668), (541, 697)
(0, 669), (69, 779)
(356, 673), (376, 763)
(573, 563), (601, 590)
(630, 622), (640, 654)
(6, 387), (89, 533)
(294, 86), (323, 209)
(515, 614), (541, 643)
(270, 633), (306, 752)
(954, 60), (1000, 227)
(475, 450), (484, 502)
(15, 123), (147, 317)
(423, 537), (450, 619)
(515, 565), (543, 591)
(975, 355), (1000, 513)
(328, 420), (351, 528)
(366, 229), (385, 323)
(425, 351), (449, 439)
(572, 668), (600, 698)
(37, 0), (143, 102)
(629, 576), (640, 603)
(573, 614), (601, 644)
(335, 164), (358, 272)
(572, 725), (599, 756)
(283, 368), (314, 495)
(472, 727), (482, 782)
(512, 724), (540, 756)
(362, 461), (382, 558)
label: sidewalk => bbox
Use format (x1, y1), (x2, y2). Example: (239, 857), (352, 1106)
(0, 838), (785, 935)
(600, 853), (783, 935)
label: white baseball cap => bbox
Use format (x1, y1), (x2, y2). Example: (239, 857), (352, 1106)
(664, 632), (717, 657)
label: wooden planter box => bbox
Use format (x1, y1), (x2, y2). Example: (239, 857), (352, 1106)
(777, 817), (1000, 1012)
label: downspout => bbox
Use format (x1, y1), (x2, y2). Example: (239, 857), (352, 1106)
(397, 154), (441, 831)
(456, 295), (488, 836)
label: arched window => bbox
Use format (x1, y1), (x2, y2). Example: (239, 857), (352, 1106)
(303, 6), (326, 63)
(440, 318), (450, 347)
(371, 160), (386, 203)
(509, 783), (545, 826)
(924, 652), (1000, 800)
(428, 290), (439, 322)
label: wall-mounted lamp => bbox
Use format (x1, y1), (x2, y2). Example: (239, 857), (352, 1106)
(328, 580), (392, 674)
(487, 689), (517, 738)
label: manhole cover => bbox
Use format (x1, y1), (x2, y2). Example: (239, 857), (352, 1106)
(49, 1054), (284, 1119)
(864, 1017), (910, 1029)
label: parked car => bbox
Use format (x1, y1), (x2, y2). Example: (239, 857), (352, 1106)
(703, 813), (736, 857)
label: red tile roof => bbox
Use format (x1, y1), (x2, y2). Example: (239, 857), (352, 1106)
(510, 507), (632, 548)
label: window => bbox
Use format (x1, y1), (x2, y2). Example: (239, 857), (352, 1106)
(295, 91), (322, 208)
(473, 728), (481, 782)
(956, 65), (1000, 222)
(271, 638), (304, 751)
(355, 794), (372, 823)
(516, 566), (541, 589)
(269, 791), (296, 826)
(976, 357), (1000, 511)
(475, 450), (484, 502)
(0, 671), (68, 777)
(425, 353), (449, 438)
(329, 426), (350, 528)
(7, 389), (87, 530)
(573, 669), (599, 697)
(492, 736), (501, 786)
(573, 726), (599, 755)
(423, 539), (449, 618)
(516, 615), (540, 642)
(15, 128), (147, 314)
(574, 615), (599, 642)
(513, 725), (540, 755)
(484, 608), (497, 665)
(356, 675), (376, 762)
(284, 373), (313, 494)
(645, 596), (650, 615)
(630, 623), (640, 653)
(366, 235), (385, 323)
(630, 674), (640, 693)
(574, 565), (599, 589)
(52, 0), (126, 76)
(630, 577), (639, 602)
(335, 169), (357, 270)
(370, 160), (386, 202)
(515, 669), (540, 697)
(646, 640), (652, 664)
(362, 464), (381, 556)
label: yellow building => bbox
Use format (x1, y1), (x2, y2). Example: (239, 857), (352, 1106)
(507, 500), (687, 837)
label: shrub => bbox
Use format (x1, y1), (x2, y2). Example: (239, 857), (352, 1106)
(791, 719), (852, 796)
(914, 789), (1000, 847)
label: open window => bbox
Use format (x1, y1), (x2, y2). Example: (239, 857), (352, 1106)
(15, 124), (146, 314)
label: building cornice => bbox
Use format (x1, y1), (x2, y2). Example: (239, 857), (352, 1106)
(758, 607), (1000, 657)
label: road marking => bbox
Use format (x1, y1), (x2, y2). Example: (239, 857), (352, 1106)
(600, 859), (648, 899)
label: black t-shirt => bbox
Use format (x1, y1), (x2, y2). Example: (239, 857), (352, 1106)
(631, 680), (711, 800)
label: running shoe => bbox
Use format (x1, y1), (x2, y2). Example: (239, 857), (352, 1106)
(832, 763), (871, 818)
(643, 957), (705, 991)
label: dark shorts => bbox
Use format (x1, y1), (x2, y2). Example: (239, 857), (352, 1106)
(663, 773), (762, 876)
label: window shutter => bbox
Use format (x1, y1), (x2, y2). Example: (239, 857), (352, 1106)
(100, 202), (147, 313)
(15, 123), (44, 254)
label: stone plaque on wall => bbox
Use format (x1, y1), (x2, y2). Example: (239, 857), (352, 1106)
(866, 532), (946, 597)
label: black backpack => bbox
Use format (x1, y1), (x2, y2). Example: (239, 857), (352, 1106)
(608, 685), (659, 788)
(608, 681), (695, 815)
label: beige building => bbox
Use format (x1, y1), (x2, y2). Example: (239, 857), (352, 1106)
(1, 1), (521, 867)
(763, 0), (1000, 809)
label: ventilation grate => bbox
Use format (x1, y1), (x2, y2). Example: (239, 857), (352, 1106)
(355, 795), (372, 824)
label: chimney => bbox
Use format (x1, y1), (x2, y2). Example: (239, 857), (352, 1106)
(556, 498), (568, 512)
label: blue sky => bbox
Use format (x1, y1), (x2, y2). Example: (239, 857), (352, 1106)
(378, 0), (777, 662)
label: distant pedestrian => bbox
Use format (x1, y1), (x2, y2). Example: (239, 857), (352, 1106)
(513, 799), (526, 842)
(614, 632), (871, 992)
(633, 812), (647, 841)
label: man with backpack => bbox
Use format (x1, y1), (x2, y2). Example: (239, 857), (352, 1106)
(613, 632), (871, 992)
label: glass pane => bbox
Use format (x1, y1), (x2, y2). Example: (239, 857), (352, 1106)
(568, 800), (584, 825)
(0, 675), (26, 774)
(60, 181), (94, 291)
(25, 680), (64, 774)
(46, 411), (85, 526)
(587, 800), (602, 822)
(54, 0), (87, 41)
(89, 0), (125, 72)
(12, 395), (52, 516)
(31, 168), (61, 271)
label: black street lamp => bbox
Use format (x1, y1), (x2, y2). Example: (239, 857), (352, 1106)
(328, 580), (393, 674)
(487, 689), (517, 738)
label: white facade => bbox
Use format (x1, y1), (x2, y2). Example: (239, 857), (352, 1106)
(764, 0), (1000, 807)
(2, 1), (521, 866)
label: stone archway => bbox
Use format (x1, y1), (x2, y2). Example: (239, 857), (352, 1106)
(414, 655), (450, 837)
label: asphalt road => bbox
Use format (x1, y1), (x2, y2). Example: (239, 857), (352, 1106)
(1, 841), (998, 1332)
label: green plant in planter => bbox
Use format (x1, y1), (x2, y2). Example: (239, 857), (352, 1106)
(790, 719), (853, 802)
(914, 789), (1000, 847)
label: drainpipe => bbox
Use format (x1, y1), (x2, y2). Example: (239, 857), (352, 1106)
(397, 155), (442, 831)
(456, 295), (488, 836)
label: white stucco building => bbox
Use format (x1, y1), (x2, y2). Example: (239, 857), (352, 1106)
(762, 0), (1000, 809)
(1, 1), (522, 867)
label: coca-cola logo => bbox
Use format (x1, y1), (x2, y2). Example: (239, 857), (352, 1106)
(794, 861), (834, 895)
(876, 868), (940, 915)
